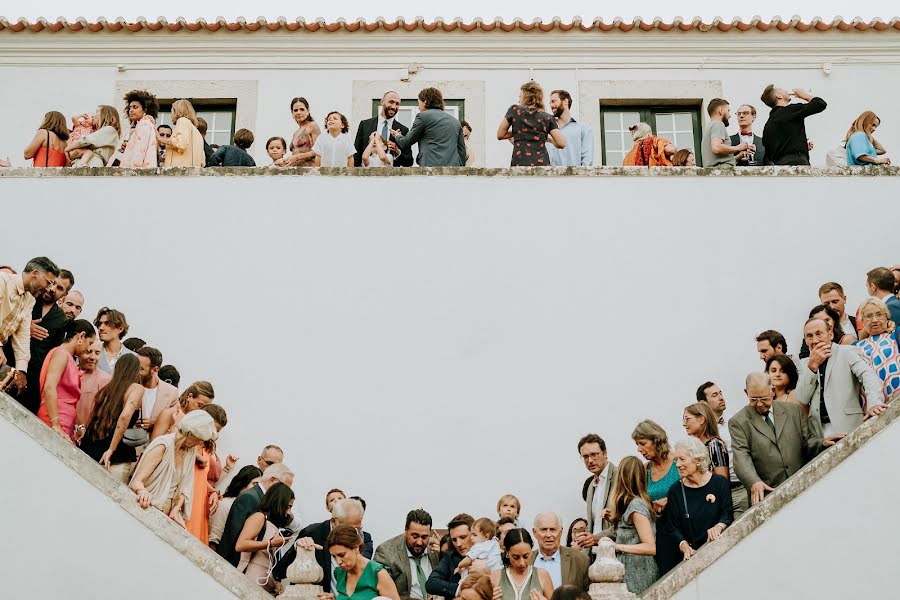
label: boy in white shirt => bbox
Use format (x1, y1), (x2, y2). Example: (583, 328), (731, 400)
(312, 111), (355, 167)
(455, 518), (503, 575)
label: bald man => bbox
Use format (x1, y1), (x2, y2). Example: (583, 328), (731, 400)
(532, 512), (589, 591)
(730, 372), (841, 505)
(58, 290), (84, 320)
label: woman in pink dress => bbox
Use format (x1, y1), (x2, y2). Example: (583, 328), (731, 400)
(37, 320), (96, 442)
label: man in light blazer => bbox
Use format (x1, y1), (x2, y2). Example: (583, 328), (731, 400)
(392, 87), (467, 167)
(731, 372), (841, 505)
(373, 509), (440, 600)
(136, 346), (179, 425)
(575, 434), (618, 551)
(796, 318), (886, 438)
(532, 512), (590, 591)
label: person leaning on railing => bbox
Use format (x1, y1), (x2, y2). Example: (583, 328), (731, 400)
(845, 111), (890, 166)
(853, 297), (900, 403)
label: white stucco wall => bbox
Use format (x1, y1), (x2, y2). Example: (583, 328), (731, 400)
(2, 172), (898, 544)
(669, 410), (900, 599)
(0, 407), (243, 599)
(1, 29), (899, 167)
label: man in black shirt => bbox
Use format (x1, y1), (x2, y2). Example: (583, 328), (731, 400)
(760, 85), (826, 166)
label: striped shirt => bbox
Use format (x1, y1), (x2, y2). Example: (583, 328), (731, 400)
(705, 437), (730, 470)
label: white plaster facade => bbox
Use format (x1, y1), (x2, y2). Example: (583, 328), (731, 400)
(1, 25), (900, 166)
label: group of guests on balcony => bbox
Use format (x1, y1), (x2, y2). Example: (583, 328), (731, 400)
(10, 80), (890, 171)
(3, 255), (899, 597)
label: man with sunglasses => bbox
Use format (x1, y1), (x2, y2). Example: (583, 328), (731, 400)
(1, 256), (60, 398)
(729, 104), (766, 166)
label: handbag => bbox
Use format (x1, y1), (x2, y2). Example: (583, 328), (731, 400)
(123, 408), (150, 447)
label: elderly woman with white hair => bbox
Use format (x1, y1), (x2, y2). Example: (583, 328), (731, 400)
(854, 297), (900, 402)
(657, 437), (733, 573)
(622, 123), (676, 166)
(129, 410), (217, 526)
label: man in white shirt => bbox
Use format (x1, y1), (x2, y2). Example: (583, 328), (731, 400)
(532, 512), (589, 591)
(353, 91), (413, 167)
(135, 346), (179, 429)
(696, 381), (748, 519)
(573, 434), (618, 551)
(374, 509), (440, 600)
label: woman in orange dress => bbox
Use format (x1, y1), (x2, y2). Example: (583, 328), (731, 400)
(184, 404), (228, 543)
(24, 111), (70, 167)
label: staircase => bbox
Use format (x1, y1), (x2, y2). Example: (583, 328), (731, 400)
(0, 389), (272, 599)
(642, 400), (900, 599)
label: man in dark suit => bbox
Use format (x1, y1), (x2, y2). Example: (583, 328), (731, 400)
(393, 88), (467, 167)
(729, 104), (766, 166)
(730, 372), (841, 506)
(532, 512), (590, 591)
(273, 497), (370, 589)
(426, 513), (477, 598)
(374, 508), (440, 600)
(353, 91), (413, 167)
(21, 268), (73, 413)
(216, 464), (294, 566)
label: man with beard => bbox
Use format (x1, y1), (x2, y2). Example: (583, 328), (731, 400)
(701, 98), (749, 167)
(20, 268), (74, 413)
(374, 509), (441, 600)
(135, 346), (179, 431)
(729, 104), (766, 166)
(58, 290), (84, 321)
(547, 90), (594, 167)
(353, 90), (413, 167)
(74, 339), (111, 440)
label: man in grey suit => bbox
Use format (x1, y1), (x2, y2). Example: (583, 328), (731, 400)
(573, 434), (618, 551)
(729, 104), (766, 166)
(392, 87), (467, 167)
(731, 372), (842, 505)
(532, 512), (590, 591)
(796, 317), (886, 438)
(374, 509), (440, 600)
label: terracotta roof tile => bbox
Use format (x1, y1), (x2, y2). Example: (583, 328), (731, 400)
(1, 16), (899, 34)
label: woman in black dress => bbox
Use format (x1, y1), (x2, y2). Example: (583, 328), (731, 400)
(497, 81), (566, 166)
(658, 437), (733, 574)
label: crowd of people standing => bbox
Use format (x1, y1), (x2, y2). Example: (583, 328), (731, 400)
(6, 79), (891, 171)
(2, 258), (899, 597)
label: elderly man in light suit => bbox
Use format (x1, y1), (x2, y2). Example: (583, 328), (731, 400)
(731, 372), (842, 505)
(374, 509), (440, 600)
(796, 317), (886, 438)
(573, 434), (618, 551)
(532, 512), (590, 591)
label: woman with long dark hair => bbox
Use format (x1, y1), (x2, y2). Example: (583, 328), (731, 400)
(80, 353), (144, 483)
(209, 465), (263, 550)
(235, 482), (297, 591)
(491, 528), (553, 600)
(276, 97), (320, 166)
(23, 111), (70, 167)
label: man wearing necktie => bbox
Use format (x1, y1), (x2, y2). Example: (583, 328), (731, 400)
(352, 90), (414, 167)
(374, 509), (441, 600)
(730, 372), (843, 506)
(531, 513), (589, 591)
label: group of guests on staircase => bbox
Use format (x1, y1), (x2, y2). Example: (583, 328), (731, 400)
(2, 257), (899, 597)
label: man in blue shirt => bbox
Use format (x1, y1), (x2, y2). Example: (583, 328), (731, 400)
(548, 90), (594, 167)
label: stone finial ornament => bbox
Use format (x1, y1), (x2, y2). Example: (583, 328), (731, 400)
(587, 539), (638, 600)
(276, 545), (324, 600)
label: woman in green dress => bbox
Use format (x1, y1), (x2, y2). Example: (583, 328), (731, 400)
(490, 529), (553, 600)
(322, 524), (400, 600)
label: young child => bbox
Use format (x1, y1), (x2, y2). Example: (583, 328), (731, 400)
(311, 111), (355, 167)
(454, 518), (502, 575)
(362, 131), (393, 167)
(207, 128), (256, 167)
(497, 494), (521, 525)
(69, 113), (95, 145)
(266, 136), (287, 165)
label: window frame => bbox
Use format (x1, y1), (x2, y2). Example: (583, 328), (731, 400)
(370, 99), (466, 125)
(157, 99), (237, 146)
(599, 105), (703, 166)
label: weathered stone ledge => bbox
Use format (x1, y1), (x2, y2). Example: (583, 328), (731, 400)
(0, 390), (273, 600)
(642, 399), (900, 599)
(1, 165), (898, 177)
